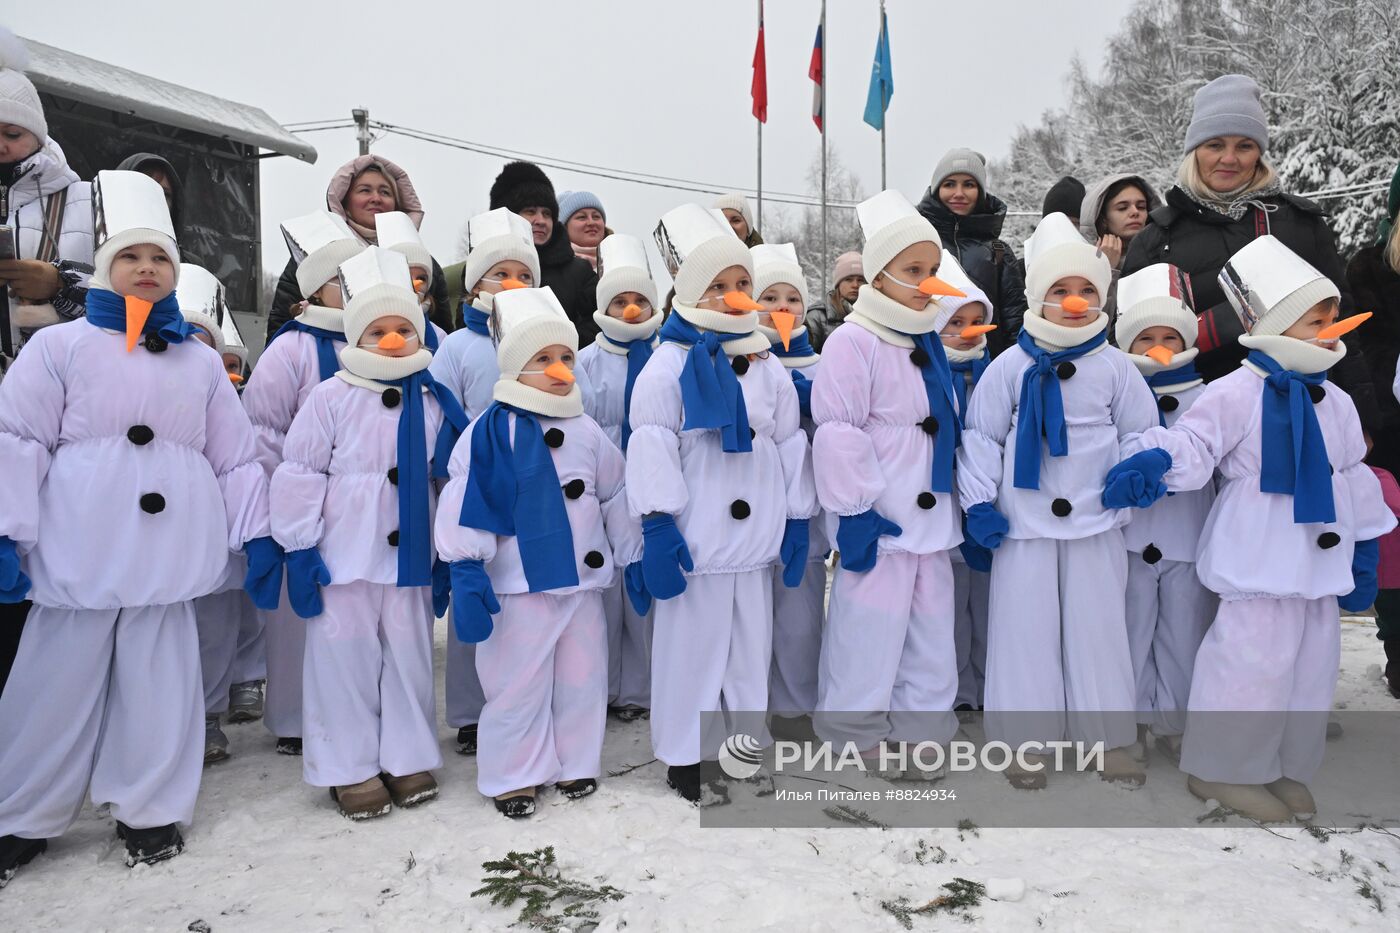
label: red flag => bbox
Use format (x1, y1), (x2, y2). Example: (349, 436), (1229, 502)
(751, 5), (767, 123)
(809, 23), (824, 131)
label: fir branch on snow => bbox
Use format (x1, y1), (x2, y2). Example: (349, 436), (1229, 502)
(606, 757), (658, 778)
(822, 805), (888, 829)
(471, 847), (625, 932)
(879, 879), (987, 929)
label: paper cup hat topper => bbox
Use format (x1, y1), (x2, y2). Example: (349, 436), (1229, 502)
(463, 207), (541, 294)
(1218, 235), (1343, 338)
(856, 190), (964, 308)
(596, 233), (660, 316)
(1022, 211), (1112, 316)
(494, 286), (579, 381)
(91, 169), (182, 350)
(175, 262), (228, 353)
(281, 210), (362, 296)
(337, 246), (425, 350)
(652, 203), (754, 307)
(375, 211), (433, 276)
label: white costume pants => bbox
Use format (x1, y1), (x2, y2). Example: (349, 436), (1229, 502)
(603, 578), (654, 709)
(476, 590), (607, 797)
(0, 602), (203, 837)
(445, 628), (485, 729)
(261, 580), (305, 739)
(768, 559), (826, 715)
(1124, 555), (1217, 734)
(952, 560), (990, 709)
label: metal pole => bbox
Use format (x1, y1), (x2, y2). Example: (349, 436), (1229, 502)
(756, 0), (764, 232)
(352, 108), (370, 156)
(820, 0), (829, 302)
(879, 0), (887, 189)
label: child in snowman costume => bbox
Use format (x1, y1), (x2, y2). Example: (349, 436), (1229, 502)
(1113, 236), (1393, 822)
(243, 209), (366, 755)
(271, 247), (466, 820)
(629, 204), (817, 802)
(375, 210), (447, 352)
(219, 303), (252, 391)
(1112, 263), (1218, 762)
(576, 233), (662, 721)
(811, 191), (968, 774)
(750, 242), (827, 729)
(0, 170), (277, 878)
(957, 211), (1159, 788)
(931, 253), (999, 713)
(437, 287), (638, 818)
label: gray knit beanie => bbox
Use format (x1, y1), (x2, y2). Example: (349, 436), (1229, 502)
(1184, 74), (1268, 154)
(930, 147), (988, 191)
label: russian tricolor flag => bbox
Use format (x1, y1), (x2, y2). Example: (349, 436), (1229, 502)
(809, 22), (824, 132)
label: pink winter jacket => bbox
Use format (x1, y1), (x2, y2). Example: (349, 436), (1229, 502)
(1371, 466), (1400, 590)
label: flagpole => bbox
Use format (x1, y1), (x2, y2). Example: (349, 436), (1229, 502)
(757, 0), (764, 231)
(820, 0), (829, 303)
(879, 0), (887, 189)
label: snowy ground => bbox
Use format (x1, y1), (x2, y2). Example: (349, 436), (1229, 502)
(2, 618), (1397, 931)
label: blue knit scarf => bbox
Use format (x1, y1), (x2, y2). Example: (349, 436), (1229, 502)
(272, 318), (345, 383)
(905, 331), (961, 493)
(658, 313), (753, 453)
(1013, 327), (1107, 490)
(1145, 361), (1202, 427)
(462, 303), (491, 337)
(458, 402), (579, 592)
(600, 333), (654, 452)
(86, 289), (194, 346)
(770, 328), (816, 360)
(947, 347), (990, 417)
(422, 310), (440, 352)
(1247, 349), (1335, 525)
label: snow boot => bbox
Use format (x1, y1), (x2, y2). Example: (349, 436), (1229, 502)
(204, 715), (230, 765)
(611, 704), (649, 723)
(493, 788), (536, 818)
(1385, 640), (1400, 700)
(557, 778), (598, 800)
(666, 764), (701, 802)
(455, 724), (478, 756)
(227, 680), (264, 724)
(1265, 778), (1317, 819)
(381, 771), (438, 808)
(331, 776), (392, 820)
(1098, 747), (1147, 786)
(1326, 714), (1343, 740)
(116, 822), (184, 867)
(275, 736), (302, 756)
(1153, 732), (1183, 765)
(768, 713), (816, 743)
(0, 836), (46, 889)
(1187, 775), (1293, 823)
(1005, 754), (1051, 790)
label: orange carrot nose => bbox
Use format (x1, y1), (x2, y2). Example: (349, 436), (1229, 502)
(622, 303), (643, 321)
(413, 277), (426, 289)
(960, 324), (998, 340)
(1060, 295), (1090, 313)
(918, 276), (966, 298)
(124, 296), (154, 352)
(377, 332), (407, 351)
(768, 310), (797, 351)
(543, 361), (576, 384)
(1316, 311), (1372, 342)
(722, 291), (763, 312)
(228, 372), (244, 385)
(501, 278), (528, 291)
(1145, 345), (1176, 366)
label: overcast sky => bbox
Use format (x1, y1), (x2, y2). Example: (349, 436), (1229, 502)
(9, 0), (1134, 281)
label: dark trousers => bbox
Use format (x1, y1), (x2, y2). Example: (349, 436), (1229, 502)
(0, 600), (29, 698)
(1374, 589), (1400, 643)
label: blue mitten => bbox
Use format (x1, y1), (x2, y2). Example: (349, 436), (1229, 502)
(242, 536), (284, 611)
(1102, 448), (1173, 510)
(0, 536), (31, 604)
(641, 514), (693, 600)
(791, 371), (813, 419)
(779, 518), (810, 588)
(432, 558), (451, 618)
(836, 508), (903, 573)
(285, 546), (331, 620)
(624, 561), (652, 616)
(959, 539), (994, 573)
(450, 559), (500, 643)
(964, 502), (1009, 551)
(1339, 539), (1379, 613)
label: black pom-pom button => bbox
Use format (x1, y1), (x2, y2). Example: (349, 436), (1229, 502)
(563, 478), (585, 499)
(730, 499), (751, 520)
(749, 428), (756, 440)
(127, 424), (155, 446)
(1317, 532), (1341, 550)
(143, 334), (168, 353)
(387, 467), (399, 485)
(139, 493), (165, 514)
(732, 355), (750, 376)
(916, 491), (937, 510)
(909, 347), (930, 368)
(920, 416), (939, 436)
(381, 388), (401, 408)
(1056, 362), (1076, 380)
(584, 550), (605, 569)
(544, 428), (565, 448)
(1158, 396), (1179, 413)
(1307, 384), (1326, 404)
(1142, 544), (1163, 564)
(1051, 497), (1073, 517)
(387, 530), (400, 547)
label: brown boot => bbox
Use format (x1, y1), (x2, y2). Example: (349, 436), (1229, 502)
(382, 771), (438, 808)
(1187, 775), (1293, 823)
(1099, 747), (1146, 786)
(1264, 778), (1316, 819)
(331, 776), (392, 820)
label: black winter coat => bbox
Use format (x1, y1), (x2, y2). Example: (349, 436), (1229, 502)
(264, 254), (453, 343)
(1347, 245), (1400, 474)
(536, 224), (600, 347)
(1122, 185), (1381, 436)
(915, 190), (1026, 356)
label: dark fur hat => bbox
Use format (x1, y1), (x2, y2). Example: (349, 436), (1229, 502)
(490, 161), (559, 218)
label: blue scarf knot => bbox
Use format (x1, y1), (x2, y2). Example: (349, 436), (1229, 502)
(1144, 361), (1202, 427)
(904, 331), (962, 493)
(378, 370), (469, 587)
(272, 318), (345, 383)
(1013, 328), (1107, 490)
(462, 303), (491, 337)
(947, 347), (990, 417)
(85, 289), (194, 347)
(458, 402), (579, 592)
(1247, 350), (1335, 525)
(658, 313), (753, 454)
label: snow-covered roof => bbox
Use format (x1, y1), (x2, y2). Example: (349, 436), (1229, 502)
(21, 37), (318, 164)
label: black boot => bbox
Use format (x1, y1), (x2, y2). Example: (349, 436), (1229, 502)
(275, 736), (302, 756)
(455, 724), (478, 756)
(116, 822), (184, 867)
(666, 764), (701, 802)
(1385, 641), (1400, 700)
(0, 835), (46, 888)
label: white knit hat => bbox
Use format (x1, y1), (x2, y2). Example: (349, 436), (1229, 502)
(1219, 235), (1340, 337)
(654, 203), (754, 306)
(596, 233), (659, 311)
(282, 210), (362, 296)
(176, 263), (228, 352)
(712, 192), (754, 233)
(751, 242), (807, 301)
(857, 189), (942, 283)
(462, 207), (540, 293)
(1115, 263), (1199, 350)
(1022, 212), (1112, 316)
(933, 252), (993, 325)
(494, 286), (579, 377)
(0, 30), (46, 141)
(90, 170), (180, 290)
(375, 211), (433, 273)
(338, 247), (425, 348)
